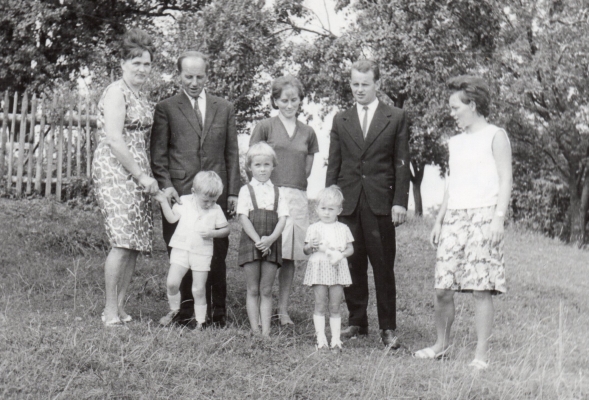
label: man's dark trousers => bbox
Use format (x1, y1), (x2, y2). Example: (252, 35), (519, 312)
(340, 190), (397, 331)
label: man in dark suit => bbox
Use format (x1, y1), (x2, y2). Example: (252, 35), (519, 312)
(151, 51), (240, 328)
(326, 60), (410, 348)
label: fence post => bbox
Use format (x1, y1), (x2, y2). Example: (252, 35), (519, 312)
(35, 96), (46, 193)
(67, 98), (73, 180)
(7, 92), (18, 194)
(16, 91), (29, 195)
(45, 97), (56, 197)
(56, 97), (64, 201)
(76, 96), (82, 177)
(86, 100), (93, 178)
(26, 94), (37, 195)
(0, 91), (9, 187)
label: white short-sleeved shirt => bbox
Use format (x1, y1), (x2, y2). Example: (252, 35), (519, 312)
(236, 178), (289, 218)
(169, 195), (228, 255)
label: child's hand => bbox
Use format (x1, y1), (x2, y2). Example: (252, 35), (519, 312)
(326, 249), (344, 265)
(255, 236), (274, 253)
(197, 227), (214, 239)
(310, 236), (321, 250)
(153, 190), (168, 204)
(430, 221), (442, 249)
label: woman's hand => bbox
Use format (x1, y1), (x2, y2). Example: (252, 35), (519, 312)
(153, 190), (167, 204)
(430, 221), (442, 249)
(489, 217), (505, 246)
(138, 173), (159, 194)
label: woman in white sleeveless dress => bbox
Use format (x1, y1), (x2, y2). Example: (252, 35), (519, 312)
(414, 76), (512, 370)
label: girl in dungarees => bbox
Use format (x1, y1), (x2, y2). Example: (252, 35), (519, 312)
(237, 142), (289, 336)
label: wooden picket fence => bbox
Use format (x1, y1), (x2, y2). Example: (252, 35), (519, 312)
(0, 91), (98, 201)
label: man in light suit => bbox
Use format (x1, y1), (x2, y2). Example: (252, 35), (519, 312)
(151, 51), (240, 328)
(326, 60), (410, 348)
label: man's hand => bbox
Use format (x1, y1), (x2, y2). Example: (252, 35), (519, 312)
(163, 187), (182, 207)
(391, 205), (407, 227)
(227, 195), (238, 215)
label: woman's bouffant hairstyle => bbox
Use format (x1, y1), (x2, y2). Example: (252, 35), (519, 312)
(192, 171), (224, 198)
(246, 142), (277, 169)
(270, 75), (305, 109)
(351, 59), (380, 81)
(316, 185), (344, 208)
(120, 28), (155, 62)
(447, 75), (491, 118)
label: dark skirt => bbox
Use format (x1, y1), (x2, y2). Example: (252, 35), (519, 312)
(238, 208), (282, 266)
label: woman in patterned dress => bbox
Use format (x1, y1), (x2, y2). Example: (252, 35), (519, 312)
(249, 75), (319, 325)
(414, 76), (512, 369)
(92, 29), (159, 327)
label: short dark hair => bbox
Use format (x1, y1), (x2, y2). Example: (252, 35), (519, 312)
(120, 28), (155, 62)
(270, 75), (305, 109)
(351, 60), (380, 81)
(177, 51), (210, 73)
(447, 75), (491, 117)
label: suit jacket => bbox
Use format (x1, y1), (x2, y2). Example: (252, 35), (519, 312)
(326, 101), (410, 216)
(150, 91), (240, 210)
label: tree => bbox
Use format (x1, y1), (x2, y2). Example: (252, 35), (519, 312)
(288, 0), (501, 215)
(494, 0), (589, 244)
(0, 0), (211, 93)
(144, 0), (288, 134)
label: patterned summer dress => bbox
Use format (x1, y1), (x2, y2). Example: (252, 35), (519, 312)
(92, 80), (154, 252)
(303, 221), (353, 286)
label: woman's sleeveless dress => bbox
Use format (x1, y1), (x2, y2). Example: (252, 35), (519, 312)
(92, 80), (154, 252)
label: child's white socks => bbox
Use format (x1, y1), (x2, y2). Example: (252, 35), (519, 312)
(194, 304), (207, 324)
(313, 314), (328, 349)
(330, 316), (342, 349)
(168, 291), (181, 311)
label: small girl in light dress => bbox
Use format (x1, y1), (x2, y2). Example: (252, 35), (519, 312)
(303, 185), (354, 350)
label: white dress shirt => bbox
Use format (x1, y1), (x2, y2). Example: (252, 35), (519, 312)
(184, 89), (207, 124)
(356, 98), (379, 137)
(236, 178), (289, 218)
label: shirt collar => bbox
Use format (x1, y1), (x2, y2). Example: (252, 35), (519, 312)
(183, 88), (206, 102)
(250, 178), (273, 187)
(356, 98), (379, 112)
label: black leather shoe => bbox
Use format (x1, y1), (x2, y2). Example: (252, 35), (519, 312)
(380, 329), (401, 349)
(341, 325), (369, 339)
(211, 315), (227, 328)
(172, 310), (195, 327)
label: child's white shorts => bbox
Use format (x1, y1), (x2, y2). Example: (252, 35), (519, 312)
(170, 248), (212, 272)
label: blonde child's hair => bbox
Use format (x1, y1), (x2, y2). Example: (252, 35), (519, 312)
(246, 141), (277, 169)
(316, 185), (344, 207)
(192, 171), (224, 197)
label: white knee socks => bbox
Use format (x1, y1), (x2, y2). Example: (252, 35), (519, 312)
(194, 305), (207, 324)
(330, 317), (342, 348)
(313, 314), (328, 348)
(168, 292), (180, 311)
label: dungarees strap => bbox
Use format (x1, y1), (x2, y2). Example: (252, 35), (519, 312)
(273, 186), (279, 212)
(246, 184), (259, 210)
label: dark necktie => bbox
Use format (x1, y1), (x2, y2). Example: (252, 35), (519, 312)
(362, 106), (369, 138)
(194, 97), (203, 130)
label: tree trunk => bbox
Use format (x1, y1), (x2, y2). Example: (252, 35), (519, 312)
(568, 167), (585, 246)
(410, 161), (425, 216)
(579, 171), (589, 244)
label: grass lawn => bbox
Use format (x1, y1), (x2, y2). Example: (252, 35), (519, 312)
(0, 198), (587, 399)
